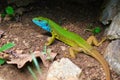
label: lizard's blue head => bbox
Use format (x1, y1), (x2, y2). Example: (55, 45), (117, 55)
(32, 17), (51, 32)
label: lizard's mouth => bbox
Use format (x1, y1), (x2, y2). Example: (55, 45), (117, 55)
(32, 18), (38, 23)
(32, 19), (36, 23)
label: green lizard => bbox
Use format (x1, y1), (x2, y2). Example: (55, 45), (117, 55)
(32, 17), (110, 80)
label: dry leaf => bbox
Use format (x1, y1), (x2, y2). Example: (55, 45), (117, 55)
(7, 51), (57, 68)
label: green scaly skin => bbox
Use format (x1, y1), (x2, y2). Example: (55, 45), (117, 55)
(33, 17), (110, 80)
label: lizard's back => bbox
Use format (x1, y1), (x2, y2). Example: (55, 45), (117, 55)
(49, 19), (92, 50)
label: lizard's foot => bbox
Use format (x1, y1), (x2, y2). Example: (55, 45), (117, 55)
(87, 35), (107, 46)
(45, 42), (51, 46)
(63, 52), (71, 58)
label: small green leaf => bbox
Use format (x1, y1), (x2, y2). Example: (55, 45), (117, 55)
(0, 42), (15, 65)
(0, 42), (15, 52)
(27, 66), (38, 80)
(43, 45), (47, 54)
(1, 13), (6, 18)
(5, 6), (14, 15)
(0, 58), (6, 65)
(93, 27), (101, 34)
(32, 54), (42, 74)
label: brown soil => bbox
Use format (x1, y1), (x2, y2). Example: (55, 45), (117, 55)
(0, 1), (120, 80)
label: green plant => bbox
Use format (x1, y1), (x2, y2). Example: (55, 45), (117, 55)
(0, 58), (6, 65)
(42, 45), (52, 60)
(0, 42), (15, 65)
(27, 53), (42, 80)
(5, 6), (14, 16)
(28, 45), (53, 80)
(32, 54), (42, 74)
(85, 25), (101, 35)
(92, 27), (101, 34)
(0, 13), (6, 18)
(0, 6), (15, 20)
(27, 66), (38, 80)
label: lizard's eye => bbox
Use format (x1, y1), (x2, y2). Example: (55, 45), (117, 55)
(38, 20), (42, 22)
(46, 23), (48, 26)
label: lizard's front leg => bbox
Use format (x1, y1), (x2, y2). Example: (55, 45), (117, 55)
(45, 34), (56, 46)
(87, 36), (107, 46)
(69, 47), (85, 58)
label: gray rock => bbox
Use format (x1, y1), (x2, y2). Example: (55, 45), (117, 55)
(105, 12), (120, 39)
(63, 0), (99, 4)
(46, 58), (82, 80)
(104, 40), (120, 75)
(100, 0), (120, 25)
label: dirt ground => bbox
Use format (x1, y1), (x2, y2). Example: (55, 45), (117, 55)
(0, 1), (120, 80)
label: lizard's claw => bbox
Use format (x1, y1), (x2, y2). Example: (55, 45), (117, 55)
(63, 53), (75, 59)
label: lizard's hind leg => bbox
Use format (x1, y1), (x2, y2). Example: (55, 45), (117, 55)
(69, 47), (85, 58)
(87, 36), (106, 46)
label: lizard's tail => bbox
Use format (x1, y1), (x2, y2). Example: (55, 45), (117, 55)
(88, 49), (111, 80)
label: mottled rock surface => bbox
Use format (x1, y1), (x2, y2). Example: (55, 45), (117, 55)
(46, 58), (82, 80)
(100, 0), (120, 25)
(105, 12), (120, 39)
(104, 40), (120, 75)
